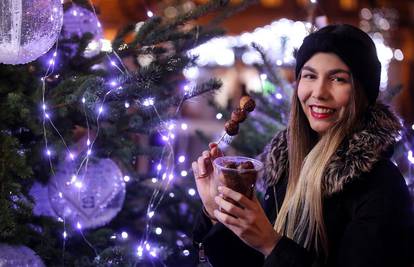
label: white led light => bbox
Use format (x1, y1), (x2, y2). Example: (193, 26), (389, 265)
(181, 123), (188, 130)
(121, 231), (128, 239)
(137, 246), (143, 257)
(143, 98), (155, 106)
(408, 150), (414, 164)
(180, 170), (188, 177)
(178, 156), (185, 163)
(155, 227), (162, 235)
(74, 181), (83, 188)
(216, 113), (223, 120)
(124, 176), (130, 182)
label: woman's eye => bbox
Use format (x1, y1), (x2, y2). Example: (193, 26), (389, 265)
(302, 73), (316, 80)
(331, 77), (348, 83)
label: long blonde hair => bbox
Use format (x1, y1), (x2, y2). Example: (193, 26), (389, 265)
(273, 77), (368, 256)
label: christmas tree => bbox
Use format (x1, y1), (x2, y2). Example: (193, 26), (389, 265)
(0, 0), (258, 266)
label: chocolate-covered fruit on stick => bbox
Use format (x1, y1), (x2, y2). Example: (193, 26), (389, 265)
(217, 94), (256, 145)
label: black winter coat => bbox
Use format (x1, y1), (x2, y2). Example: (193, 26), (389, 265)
(193, 103), (414, 267)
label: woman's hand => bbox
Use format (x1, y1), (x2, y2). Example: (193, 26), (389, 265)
(192, 143), (223, 222)
(213, 186), (281, 257)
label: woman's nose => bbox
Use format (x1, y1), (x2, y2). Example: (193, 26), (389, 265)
(311, 80), (329, 100)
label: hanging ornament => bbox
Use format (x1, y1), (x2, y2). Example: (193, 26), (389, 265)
(0, 244), (45, 267)
(48, 158), (126, 229)
(30, 182), (57, 217)
(0, 0), (63, 65)
(61, 5), (104, 58)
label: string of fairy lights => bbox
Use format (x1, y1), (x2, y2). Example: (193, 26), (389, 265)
(39, 1), (199, 263)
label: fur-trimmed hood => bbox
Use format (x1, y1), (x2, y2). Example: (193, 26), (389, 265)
(260, 103), (402, 196)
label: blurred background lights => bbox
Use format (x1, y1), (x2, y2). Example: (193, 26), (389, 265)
(188, 188), (196, 196)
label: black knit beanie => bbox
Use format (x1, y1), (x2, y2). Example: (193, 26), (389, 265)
(295, 24), (381, 104)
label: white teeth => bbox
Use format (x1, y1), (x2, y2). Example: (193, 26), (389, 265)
(311, 106), (335, 114)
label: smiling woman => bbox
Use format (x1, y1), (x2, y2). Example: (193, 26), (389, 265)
(192, 24), (414, 267)
(298, 53), (353, 135)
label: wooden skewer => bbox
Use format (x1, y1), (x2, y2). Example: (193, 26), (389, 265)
(216, 132), (226, 146)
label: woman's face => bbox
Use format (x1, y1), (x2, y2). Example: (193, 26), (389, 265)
(297, 52), (353, 135)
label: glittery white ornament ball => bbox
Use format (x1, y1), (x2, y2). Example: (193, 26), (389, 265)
(0, 244), (45, 267)
(0, 0), (63, 65)
(62, 5), (103, 58)
(48, 158), (126, 229)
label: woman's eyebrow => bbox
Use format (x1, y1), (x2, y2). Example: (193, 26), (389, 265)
(327, 69), (351, 76)
(302, 66), (316, 73)
(302, 66), (351, 76)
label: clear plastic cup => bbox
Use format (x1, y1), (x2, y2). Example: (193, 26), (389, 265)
(212, 156), (264, 202)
